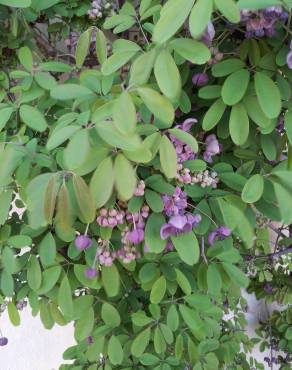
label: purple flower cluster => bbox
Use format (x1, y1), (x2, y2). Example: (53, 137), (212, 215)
(97, 208), (125, 228)
(95, 243), (141, 267)
(160, 214), (201, 240)
(170, 118), (198, 164)
(88, 0), (113, 20)
(287, 41), (292, 69)
(203, 135), (221, 163)
(201, 22), (215, 46)
(177, 167), (219, 188)
(162, 187), (188, 217)
(208, 226), (231, 245)
(241, 7), (288, 38)
(122, 205), (150, 245)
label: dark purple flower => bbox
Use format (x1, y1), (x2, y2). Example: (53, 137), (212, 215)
(192, 73), (209, 87)
(160, 214), (201, 240)
(162, 187), (188, 217)
(264, 283), (274, 295)
(208, 226), (231, 246)
(75, 235), (92, 251)
(201, 22), (215, 46)
(203, 134), (221, 163)
(85, 268), (98, 280)
(87, 336), (94, 345)
(0, 337), (8, 346)
(127, 228), (145, 245)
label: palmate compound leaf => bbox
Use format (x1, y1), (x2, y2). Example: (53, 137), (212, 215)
(152, 0), (195, 44)
(189, 0), (213, 39)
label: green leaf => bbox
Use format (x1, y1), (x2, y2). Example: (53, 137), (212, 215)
(222, 263), (249, 288)
(34, 72), (57, 90)
(145, 213), (167, 253)
(129, 49), (156, 86)
(167, 305), (179, 332)
(73, 265), (100, 289)
(39, 62), (72, 73)
(114, 154), (137, 201)
(55, 183), (75, 242)
(8, 235), (32, 248)
(27, 255), (42, 291)
(137, 87), (174, 127)
(242, 174), (264, 203)
(237, 0), (281, 10)
(39, 232), (56, 267)
(72, 175), (95, 223)
(171, 232), (200, 266)
(101, 50), (138, 76)
(199, 85), (222, 100)
(18, 47), (33, 71)
(75, 29), (91, 68)
(2, 247), (17, 274)
(132, 312), (153, 326)
(58, 275), (73, 318)
(39, 299), (54, 329)
(243, 95), (272, 128)
(229, 103), (249, 145)
(113, 91), (136, 134)
(96, 121), (141, 151)
(159, 136), (178, 179)
(50, 84), (94, 100)
(108, 336), (124, 365)
(273, 181), (292, 225)
(145, 189), (164, 213)
(0, 189), (13, 225)
(37, 266), (61, 295)
(150, 276), (166, 304)
(101, 302), (121, 327)
(75, 307), (94, 341)
(0, 0), (31, 6)
(189, 0), (213, 39)
(101, 265), (120, 297)
(175, 268), (192, 295)
(131, 327), (151, 357)
(214, 0), (240, 23)
(0, 107), (14, 132)
(222, 69), (250, 106)
(179, 304), (203, 334)
(8, 302), (20, 326)
(154, 49), (181, 100)
(207, 264), (222, 296)
(90, 157), (114, 208)
(43, 175), (59, 225)
(96, 29), (107, 64)
(284, 111), (292, 145)
(169, 128), (198, 153)
(212, 58), (245, 77)
(152, 0), (195, 44)
(46, 126), (81, 151)
(1, 270), (14, 297)
(19, 105), (47, 132)
(202, 99), (226, 131)
(64, 129), (90, 170)
(170, 38), (211, 65)
(255, 72), (281, 119)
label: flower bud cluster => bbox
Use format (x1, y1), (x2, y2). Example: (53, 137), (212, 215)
(97, 208), (125, 228)
(88, 0), (113, 20)
(177, 166), (219, 188)
(134, 180), (145, 196)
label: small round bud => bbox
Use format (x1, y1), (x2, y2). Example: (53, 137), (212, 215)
(0, 337), (8, 346)
(75, 235), (92, 251)
(85, 268), (98, 280)
(192, 73), (209, 87)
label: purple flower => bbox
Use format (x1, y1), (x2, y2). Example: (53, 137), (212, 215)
(192, 73), (209, 87)
(208, 226), (231, 246)
(87, 336), (94, 345)
(203, 135), (221, 163)
(264, 283), (274, 295)
(162, 187), (188, 217)
(201, 22), (215, 46)
(127, 228), (145, 245)
(160, 214), (201, 240)
(0, 337), (8, 346)
(75, 235), (92, 251)
(85, 268), (98, 280)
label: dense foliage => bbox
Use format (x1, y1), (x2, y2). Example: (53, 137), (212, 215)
(0, 0), (292, 369)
